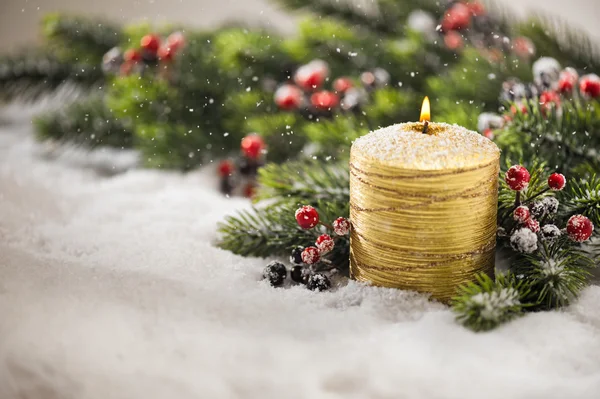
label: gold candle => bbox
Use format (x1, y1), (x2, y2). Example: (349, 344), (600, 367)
(349, 98), (500, 302)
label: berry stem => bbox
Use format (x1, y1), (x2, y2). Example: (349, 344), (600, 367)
(319, 221), (333, 230)
(522, 187), (550, 204)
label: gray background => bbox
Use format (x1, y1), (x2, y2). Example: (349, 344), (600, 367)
(0, 0), (599, 54)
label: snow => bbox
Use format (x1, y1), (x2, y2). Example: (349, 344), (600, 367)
(2, 112), (600, 398)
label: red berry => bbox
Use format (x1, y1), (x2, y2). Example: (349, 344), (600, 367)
(510, 103), (528, 115)
(166, 31), (185, 52)
(310, 90), (339, 110)
(295, 205), (319, 229)
(217, 159), (234, 177)
(505, 165), (531, 191)
(513, 206), (531, 223)
(558, 68), (578, 93)
(294, 64), (326, 91)
(274, 84), (303, 110)
(539, 91), (561, 108)
(513, 37), (535, 59)
(333, 217), (350, 236)
(301, 246), (320, 265)
(483, 128), (494, 140)
(524, 218), (540, 233)
(158, 46), (174, 62)
(579, 74), (600, 98)
(124, 48), (142, 63)
(442, 3), (471, 31)
(567, 215), (594, 242)
(333, 77), (353, 93)
(548, 173), (566, 191)
(444, 31), (464, 51)
(467, 1), (485, 16)
(140, 34), (161, 53)
(316, 234), (335, 254)
(240, 134), (265, 160)
(243, 183), (256, 198)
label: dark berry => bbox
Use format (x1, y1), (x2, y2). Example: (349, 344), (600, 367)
(290, 246), (304, 264)
(238, 158), (259, 176)
(263, 261), (287, 287)
(306, 273), (331, 291)
(291, 265), (308, 284)
(541, 224), (561, 241)
(529, 201), (545, 219)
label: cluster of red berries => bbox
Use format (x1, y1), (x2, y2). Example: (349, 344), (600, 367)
(261, 207), (349, 291)
(102, 32), (185, 76)
(273, 60), (387, 116)
(504, 165), (593, 251)
(217, 134), (266, 198)
(294, 205), (350, 265)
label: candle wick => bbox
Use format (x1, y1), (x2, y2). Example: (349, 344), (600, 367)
(422, 120), (429, 134)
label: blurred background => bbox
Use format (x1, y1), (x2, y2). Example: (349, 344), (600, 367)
(1, 0), (599, 54)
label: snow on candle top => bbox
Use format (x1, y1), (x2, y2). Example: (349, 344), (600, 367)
(351, 122), (499, 170)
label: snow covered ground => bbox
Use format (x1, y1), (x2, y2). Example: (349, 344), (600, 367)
(1, 107), (600, 399)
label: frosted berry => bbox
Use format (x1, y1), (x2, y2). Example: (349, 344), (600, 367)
(217, 159), (234, 177)
(140, 34), (161, 54)
(541, 196), (559, 215)
(240, 134), (265, 159)
(310, 91), (339, 110)
(301, 246), (320, 265)
(467, 1), (485, 16)
(158, 46), (174, 62)
(294, 63), (326, 91)
(263, 261), (287, 287)
(483, 128), (494, 140)
(529, 201), (546, 219)
(274, 84), (303, 110)
(306, 273), (331, 291)
(548, 173), (566, 191)
(513, 37), (535, 58)
(333, 217), (350, 236)
(444, 31), (464, 51)
(166, 31), (185, 51)
(579, 74), (600, 98)
(513, 206), (531, 223)
(291, 265), (309, 284)
(316, 234), (335, 254)
(541, 224), (561, 241)
(566, 215), (594, 242)
(124, 48), (142, 63)
(333, 77), (353, 93)
(295, 205), (319, 229)
(505, 165), (530, 191)
(290, 246), (304, 264)
(442, 3), (471, 31)
(510, 228), (538, 253)
(524, 218), (540, 233)
(558, 68), (578, 93)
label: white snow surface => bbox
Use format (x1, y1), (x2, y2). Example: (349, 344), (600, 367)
(1, 112), (600, 399)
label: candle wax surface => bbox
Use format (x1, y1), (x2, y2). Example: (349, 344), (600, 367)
(351, 122), (500, 171)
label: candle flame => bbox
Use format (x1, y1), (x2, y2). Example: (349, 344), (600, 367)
(420, 96), (430, 122)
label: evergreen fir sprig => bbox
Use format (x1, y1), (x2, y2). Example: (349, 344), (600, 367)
(514, 237), (595, 310)
(254, 160), (349, 205)
(42, 13), (122, 64)
(452, 272), (530, 332)
(34, 95), (134, 148)
(0, 53), (103, 102)
(560, 175), (600, 226)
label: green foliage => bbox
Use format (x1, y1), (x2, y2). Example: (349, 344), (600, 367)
(514, 238), (595, 310)
(495, 98), (600, 176)
(35, 95), (133, 148)
(560, 175), (600, 226)
(217, 160), (350, 269)
(452, 272), (529, 332)
(42, 13), (122, 65)
(0, 52), (103, 102)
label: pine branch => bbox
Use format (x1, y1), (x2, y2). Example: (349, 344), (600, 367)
(42, 13), (122, 64)
(452, 272), (530, 332)
(560, 175), (600, 227)
(0, 52), (103, 103)
(34, 95), (134, 148)
(274, 0), (440, 36)
(513, 237), (595, 310)
(254, 160), (349, 205)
